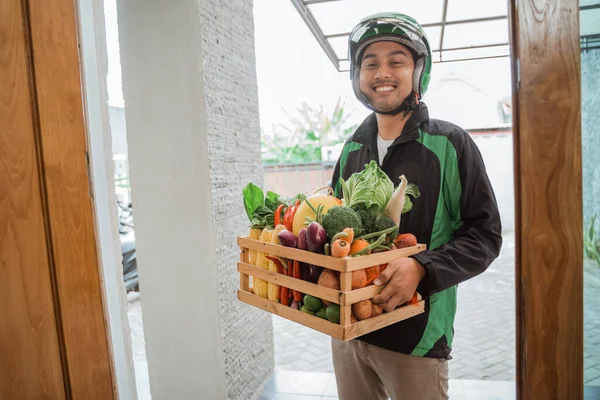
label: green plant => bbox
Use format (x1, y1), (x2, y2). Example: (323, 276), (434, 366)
(584, 213), (600, 266)
(261, 96), (358, 164)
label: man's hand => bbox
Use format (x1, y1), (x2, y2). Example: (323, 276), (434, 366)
(371, 257), (425, 312)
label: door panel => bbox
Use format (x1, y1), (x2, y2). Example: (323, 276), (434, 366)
(1, 0), (116, 398)
(26, 0), (115, 397)
(0, 0), (67, 398)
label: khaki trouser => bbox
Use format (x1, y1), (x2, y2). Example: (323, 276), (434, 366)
(332, 338), (449, 400)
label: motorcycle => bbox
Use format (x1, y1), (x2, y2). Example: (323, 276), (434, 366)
(118, 201), (139, 292)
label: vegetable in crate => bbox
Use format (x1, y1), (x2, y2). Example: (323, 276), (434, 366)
(339, 160), (394, 212)
(306, 221), (328, 253)
(322, 206), (362, 239)
(349, 203), (378, 233)
(372, 216), (399, 246)
(292, 194), (340, 236)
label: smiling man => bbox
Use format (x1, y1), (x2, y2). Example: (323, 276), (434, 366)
(330, 13), (503, 400)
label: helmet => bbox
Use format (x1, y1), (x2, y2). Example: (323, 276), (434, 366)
(348, 13), (432, 115)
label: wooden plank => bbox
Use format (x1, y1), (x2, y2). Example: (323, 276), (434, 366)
(509, 0), (583, 398)
(26, 0), (116, 397)
(238, 262), (341, 304)
(344, 244), (426, 271)
(238, 290), (344, 339)
(339, 272), (352, 326)
(344, 301), (425, 341)
(240, 249), (250, 292)
(238, 237), (347, 271)
(0, 0), (67, 397)
(342, 285), (383, 305)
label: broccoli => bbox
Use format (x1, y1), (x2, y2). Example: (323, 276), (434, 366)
(349, 203), (378, 234)
(322, 206), (363, 239)
(373, 216), (399, 246)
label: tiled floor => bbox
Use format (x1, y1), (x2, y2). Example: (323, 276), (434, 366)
(260, 371), (600, 400)
(259, 370), (517, 400)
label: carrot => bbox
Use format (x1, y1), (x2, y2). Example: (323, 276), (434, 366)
(408, 292), (419, 305)
(331, 239), (351, 257)
(364, 265), (381, 285)
(349, 239), (370, 255)
(292, 260), (303, 302)
(342, 228), (354, 244)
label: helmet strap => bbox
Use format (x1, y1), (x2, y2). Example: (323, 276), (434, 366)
(367, 91), (420, 117)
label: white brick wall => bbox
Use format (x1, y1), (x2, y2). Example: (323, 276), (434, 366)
(200, 1), (274, 399)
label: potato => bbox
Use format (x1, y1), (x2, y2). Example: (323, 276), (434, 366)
(352, 300), (373, 321)
(317, 269), (340, 306)
(371, 303), (384, 317)
(351, 313), (358, 324)
(351, 269), (367, 289)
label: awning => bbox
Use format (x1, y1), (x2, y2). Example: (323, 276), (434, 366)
(290, 0), (600, 72)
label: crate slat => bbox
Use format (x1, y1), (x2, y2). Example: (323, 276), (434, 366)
(344, 244), (427, 271)
(341, 285), (383, 305)
(240, 248), (250, 292)
(238, 262), (341, 304)
(238, 237), (347, 271)
(344, 300), (426, 341)
(238, 290), (344, 339)
(340, 272), (352, 326)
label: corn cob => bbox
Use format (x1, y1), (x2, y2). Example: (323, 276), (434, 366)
(248, 228), (263, 265)
(267, 225), (287, 301)
(255, 228), (273, 298)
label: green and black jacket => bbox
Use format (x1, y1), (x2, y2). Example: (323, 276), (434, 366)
(331, 103), (502, 359)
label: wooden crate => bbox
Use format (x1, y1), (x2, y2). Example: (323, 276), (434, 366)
(237, 236), (427, 341)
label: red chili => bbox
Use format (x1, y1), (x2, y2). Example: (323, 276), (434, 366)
(280, 264), (289, 306)
(274, 204), (285, 227)
(292, 260), (303, 302)
(283, 206), (294, 231)
(265, 255), (285, 274)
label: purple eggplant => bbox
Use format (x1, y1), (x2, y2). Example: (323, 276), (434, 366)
(300, 262), (310, 281)
(308, 265), (324, 284)
(306, 222), (327, 253)
(289, 300), (300, 310)
(277, 230), (298, 248)
(297, 228), (309, 251)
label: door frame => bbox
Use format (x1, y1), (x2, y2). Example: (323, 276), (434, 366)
(509, 0), (584, 398)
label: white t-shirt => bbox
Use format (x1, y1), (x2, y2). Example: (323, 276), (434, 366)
(377, 134), (395, 165)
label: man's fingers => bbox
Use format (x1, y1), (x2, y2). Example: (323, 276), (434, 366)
(380, 293), (405, 313)
(373, 263), (397, 286)
(371, 283), (394, 305)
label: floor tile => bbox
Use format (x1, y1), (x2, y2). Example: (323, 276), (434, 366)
(262, 370), (331, 396)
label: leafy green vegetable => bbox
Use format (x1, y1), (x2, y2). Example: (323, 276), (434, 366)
(250, 206), (274, 229)
(265, 191), (281, 212)
(340, 160), (394, 212)
(402, 183), (421, 214)
(243, 183), (264, 221)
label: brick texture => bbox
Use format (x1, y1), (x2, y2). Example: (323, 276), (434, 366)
(200, 1), (274, 399)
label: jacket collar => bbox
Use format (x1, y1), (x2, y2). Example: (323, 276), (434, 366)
(351, 102), (430, 156)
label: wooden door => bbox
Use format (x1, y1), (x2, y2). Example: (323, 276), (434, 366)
(509, 0), (584, 398)
(0, 0), (116, 398)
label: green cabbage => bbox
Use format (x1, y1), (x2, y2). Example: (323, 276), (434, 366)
(340, 160), (394, 212)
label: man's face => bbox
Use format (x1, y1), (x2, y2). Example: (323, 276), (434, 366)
(358, 41), (415, 113)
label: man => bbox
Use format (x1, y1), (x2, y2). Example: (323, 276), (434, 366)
(330, 13), (503, 400)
